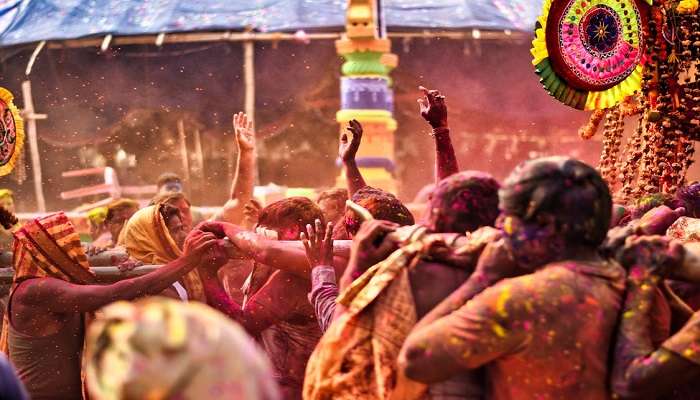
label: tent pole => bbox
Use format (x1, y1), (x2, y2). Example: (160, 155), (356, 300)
(25, 41), (46, 76)
(20, 80), (47, 212)
(243, 40), (258, 184)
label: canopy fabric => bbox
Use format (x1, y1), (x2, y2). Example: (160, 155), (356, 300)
(0, 0), (539, 47)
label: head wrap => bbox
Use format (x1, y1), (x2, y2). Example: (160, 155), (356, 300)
(0, 189), (13, 201)
(86, 298), (280, 400)
(118, 205), (205, 301)
(87, 207), (108, 227)
(12, 212), (95, 285)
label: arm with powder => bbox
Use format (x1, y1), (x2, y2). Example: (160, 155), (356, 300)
(611, 236), (700, 399)
(213, 112), (257, 225)
(418, 86), (459, 182)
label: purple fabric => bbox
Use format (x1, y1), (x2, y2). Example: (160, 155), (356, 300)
(308, 265), (339, 333)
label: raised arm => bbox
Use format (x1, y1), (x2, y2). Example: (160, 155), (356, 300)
(418, 86), (458, 181)
(340, 119), (367, 196)
(214, 112), (257, 224)
(17, 231), (218, 314)
(612, 236), (700, 399)
(302, 220), (338, 332)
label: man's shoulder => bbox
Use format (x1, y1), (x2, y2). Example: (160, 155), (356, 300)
(487, 260), (623, 301)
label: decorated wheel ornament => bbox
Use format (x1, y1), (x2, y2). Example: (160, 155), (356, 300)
(0, 88), (24, 177)
(531, 0), (650, 110)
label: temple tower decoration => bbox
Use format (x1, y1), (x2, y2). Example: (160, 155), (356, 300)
(336, 0), (399, 193)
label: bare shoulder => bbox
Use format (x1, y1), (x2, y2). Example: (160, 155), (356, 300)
(410, 260), (471, 318)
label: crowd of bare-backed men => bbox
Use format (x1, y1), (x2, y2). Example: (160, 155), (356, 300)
(0, 88), (697, 400)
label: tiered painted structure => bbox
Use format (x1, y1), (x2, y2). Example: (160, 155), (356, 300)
(336, 0), (399, 193)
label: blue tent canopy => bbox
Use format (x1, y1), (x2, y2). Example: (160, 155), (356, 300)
(0, 0), (539, 47)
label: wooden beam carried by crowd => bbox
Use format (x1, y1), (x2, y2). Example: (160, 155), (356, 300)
(0, 240), (354, 284)
(0, 265), (160, 284)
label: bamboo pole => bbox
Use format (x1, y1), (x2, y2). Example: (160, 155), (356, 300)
(21, 80), (47, 212)
(243, 40), (259, 184)
(40, 30), (526, 50)
(177, 119), (190, 189)
(194, 129), (204, 178)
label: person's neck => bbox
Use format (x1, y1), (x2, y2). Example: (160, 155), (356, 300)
(554, 245), (602, 264)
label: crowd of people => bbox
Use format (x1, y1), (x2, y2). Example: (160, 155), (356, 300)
(0, 87), (698, 399)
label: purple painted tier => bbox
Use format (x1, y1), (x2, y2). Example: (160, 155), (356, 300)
(341, 77), (394, 112)
(336, 156), (395, 173)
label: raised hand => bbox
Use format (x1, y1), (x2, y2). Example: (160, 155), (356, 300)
(182, 230), (219, 263)
(243, 199), (262, 227)
(196, 221), (228, 238)
(339, 119), (363, 163)
(350, 220), (400, 274)
(602, 206), (686, 258)
(233, 112), (255, 152)
(301, 219), (334, 268)
(473, 238), (521, 284)
(418, 86), (448, 129)
(617, 235), (685, 279)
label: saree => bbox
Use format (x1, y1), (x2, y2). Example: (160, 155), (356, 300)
(118, 205), (205, 302)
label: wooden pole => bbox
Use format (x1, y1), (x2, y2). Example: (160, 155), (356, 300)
(177, 118), (190, 189)
(21, 80), (47, 212)
(243, 40), (259, 184)
(194, 129), (204, 178)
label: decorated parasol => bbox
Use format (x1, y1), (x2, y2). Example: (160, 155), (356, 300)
(532, 0), (651, 110)
(0, 88), (24, 177)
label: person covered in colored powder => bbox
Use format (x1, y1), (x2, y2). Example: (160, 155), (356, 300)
(399, 156), (625, 400)
(0, 209), (219, 400)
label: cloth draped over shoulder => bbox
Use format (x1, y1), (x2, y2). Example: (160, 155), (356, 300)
(0, 212), (96, 399)
(304, 226), (443, 400)
(118, 205), (205, 302)
(304, 226), (500, 400)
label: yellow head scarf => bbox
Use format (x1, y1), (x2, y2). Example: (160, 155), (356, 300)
(118, 205), (205, 302)
(0, 189), (13, 201)
(86, 298), (280, 400)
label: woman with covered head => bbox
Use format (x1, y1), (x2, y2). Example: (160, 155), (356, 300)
(118, 203), (207, 302)
(86, 297), (279, 400)
(400, 156), (626, 400)
(0, 209), (217, 400)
